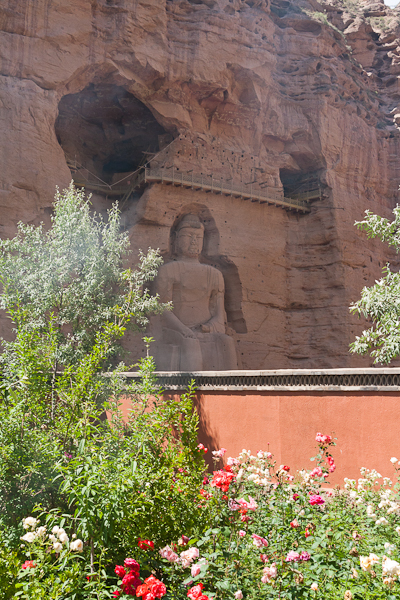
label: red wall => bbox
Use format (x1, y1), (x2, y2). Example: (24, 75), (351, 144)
(172, 390), (400, 485)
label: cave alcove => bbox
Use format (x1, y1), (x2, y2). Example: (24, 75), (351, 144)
(279, 167), (325, 200)
(55, 83), (173, 185)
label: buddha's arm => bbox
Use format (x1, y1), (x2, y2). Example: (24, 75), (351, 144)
(162, 310), (197, 338)
(201, 272), (226, 334)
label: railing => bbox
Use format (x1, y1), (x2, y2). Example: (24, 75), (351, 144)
(68, 161), (139, 196)
(71, 164), (317, 213)
(137, 168), (312, 212)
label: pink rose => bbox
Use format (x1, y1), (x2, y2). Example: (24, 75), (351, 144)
(251, 534), (268, 548)
(261, 562), (277, 583)
(309, 495), (325, 506)
(212, 448), (227, 459)
(159, 546), (179, 563)
(238, 530), (246, 538)
(197, 444), (208, 454)
(234, 592), (243, 600)
(315, 433), (332, 445)
(236, 496), (258, 511)
(310, 467), (323, 478)
(285, 551), (300, 562)
(228, 499), (241, 511)
(191, 564), (201, 577)
(327, 456), (336, 473)
(180, 547), (199, 567)
(300, 551), (311, 561)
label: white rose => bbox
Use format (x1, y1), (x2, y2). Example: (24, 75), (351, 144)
(70, 539), (84, 552)
(20, 532), (36, 543)
(383, 557), (400, 577)
(58, 532), (69, 544)
(23, 517), (38, 530)
(53, 542), (63, 553)
(36, 526), (47, 537)
(390, 457), (398, 464)
(52, 526), (60, 534)
(311, 583), (318, 591)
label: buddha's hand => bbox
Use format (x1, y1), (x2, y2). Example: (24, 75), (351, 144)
(181, 326), (197, 339)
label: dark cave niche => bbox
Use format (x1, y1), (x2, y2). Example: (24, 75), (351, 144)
(55, 83), (174, 184)
(279, 168), (325, 199)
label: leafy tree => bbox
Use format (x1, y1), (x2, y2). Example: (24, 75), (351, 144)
(0, 185), (209, 599)
(350, 205), (400, 363)
(0, 184), (167, 524)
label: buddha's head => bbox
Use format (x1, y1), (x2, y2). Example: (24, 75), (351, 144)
(175, 214), (204, 259)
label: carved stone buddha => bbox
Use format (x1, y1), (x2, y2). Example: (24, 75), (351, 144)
(152, 214), (238, 371)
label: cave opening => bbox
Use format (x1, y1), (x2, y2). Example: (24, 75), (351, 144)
(55, 83), (174, 185)
(279, 168), (324, 200)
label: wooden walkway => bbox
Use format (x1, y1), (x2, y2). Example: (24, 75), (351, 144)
(73, 166), (321, 213)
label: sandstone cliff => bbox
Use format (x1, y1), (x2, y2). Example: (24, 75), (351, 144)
(1, 0), (400, 368)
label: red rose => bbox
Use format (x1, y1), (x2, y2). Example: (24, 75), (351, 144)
(292, 493), (299, 501)
(21, 561), (36, 570)
(124, 558), (140, 572)
(113, 592), (121, 598)
(138, 539), (154, 550)
(187, 583), (204, 600)
(137, 576), (166, 599)
(151, 581), (167, 598)
(282, 465), (290, 472)
(115, 565), (126, 578)
(210, 470), (235, 492)
(122, 571), (141, 595)
(137, 584), (148, 597)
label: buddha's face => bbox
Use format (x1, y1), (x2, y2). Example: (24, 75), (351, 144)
(176, 225), (204, 258)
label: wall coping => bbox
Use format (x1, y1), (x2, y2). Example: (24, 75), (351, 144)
(122, 368), (400, 392)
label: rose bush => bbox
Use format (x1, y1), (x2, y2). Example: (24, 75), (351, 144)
(7, 424), (400, 600)
(153, 434), (400, 600)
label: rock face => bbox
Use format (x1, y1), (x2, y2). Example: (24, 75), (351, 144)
(1, 0), (400, 368)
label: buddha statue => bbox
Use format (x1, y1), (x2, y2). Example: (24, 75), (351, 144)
(152, 214), (238, 371)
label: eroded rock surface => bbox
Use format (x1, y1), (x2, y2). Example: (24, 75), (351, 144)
(1, 0), (400, 368)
